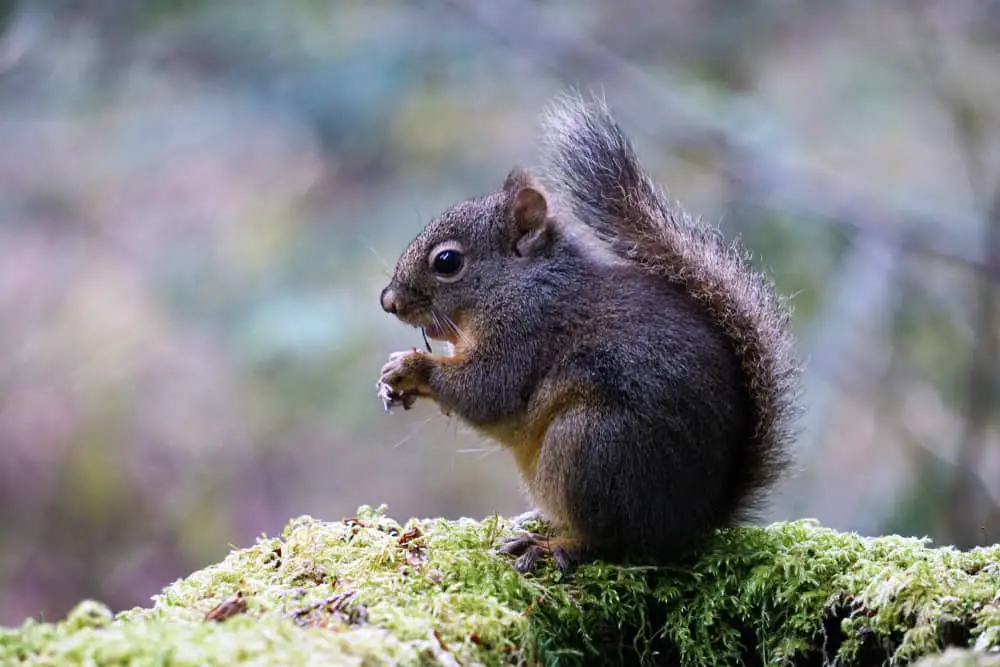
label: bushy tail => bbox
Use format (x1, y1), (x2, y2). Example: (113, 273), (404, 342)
(540, 92), (802, 522)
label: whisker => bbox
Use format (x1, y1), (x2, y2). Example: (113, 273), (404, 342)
(439, 313), (456, 337)
(459, 443), (502, 460)
(391, 413), (438, 449)
(444, 314), (472, 348)
(430, 312), (450, 353)
(360, 236), (392, 275)
(409, 203), (426, 229)
(455, 447), (497, 454)
(476, 447), (502, 460)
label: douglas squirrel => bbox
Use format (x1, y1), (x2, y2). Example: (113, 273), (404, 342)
(376, 93), (802, 573)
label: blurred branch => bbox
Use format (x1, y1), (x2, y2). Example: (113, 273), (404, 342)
(443, 0), (1000, 281)
(899, 0), (1000, 548)
(797, 236), (901, 452)
(0, 0), (14, 32)
(904, 0), (990, 204)
(944, 186), (1000, 547)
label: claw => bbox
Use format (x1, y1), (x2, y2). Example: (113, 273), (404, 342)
(496, 533), (588, 574)
(498, 534), (539, 556)
(551, 545), (574, 573)
(376, 349), (428, 413)
(513, 545), (545, 573)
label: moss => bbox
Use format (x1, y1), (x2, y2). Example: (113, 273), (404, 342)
(1, 506), (998, 666)
(913, 648), (1000, 667)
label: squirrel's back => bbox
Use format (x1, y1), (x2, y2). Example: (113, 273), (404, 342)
(540, 93), (802, 524)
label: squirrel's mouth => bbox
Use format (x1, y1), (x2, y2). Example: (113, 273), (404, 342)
(396, 308), (466, 350)
(422, 322), (458, 344)
(414, 311), (468, 350)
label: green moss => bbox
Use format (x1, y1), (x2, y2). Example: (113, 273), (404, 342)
(2, 507), (998, 666)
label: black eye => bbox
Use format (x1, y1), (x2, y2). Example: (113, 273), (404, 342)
(431, 249), (464, 276)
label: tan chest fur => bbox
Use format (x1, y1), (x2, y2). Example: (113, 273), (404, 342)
(471, 377), (589, 530)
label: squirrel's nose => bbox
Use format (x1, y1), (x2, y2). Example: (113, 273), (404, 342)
(380, 286), (398, 314)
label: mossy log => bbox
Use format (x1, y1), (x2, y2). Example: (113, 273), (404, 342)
(2, 506), (998, 666)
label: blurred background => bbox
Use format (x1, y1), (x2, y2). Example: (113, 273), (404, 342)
(1, 0), (999, 626)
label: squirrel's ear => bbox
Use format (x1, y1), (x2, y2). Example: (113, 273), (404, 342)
(501, 166), (534, 193)
(511, 185), (554, 257)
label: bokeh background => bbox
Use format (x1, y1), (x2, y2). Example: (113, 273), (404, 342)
(2, 0), (999, 626)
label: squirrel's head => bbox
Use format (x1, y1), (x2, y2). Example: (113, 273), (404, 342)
(380, 167), (557, 345)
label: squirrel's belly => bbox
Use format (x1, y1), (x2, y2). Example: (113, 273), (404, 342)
(468, 410), (574, 524)
(468, 419), (541, 474)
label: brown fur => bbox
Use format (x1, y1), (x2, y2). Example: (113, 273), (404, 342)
(377, 93), (802, 572)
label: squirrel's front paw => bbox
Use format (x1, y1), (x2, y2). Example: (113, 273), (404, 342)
(376, 349), (433, 413)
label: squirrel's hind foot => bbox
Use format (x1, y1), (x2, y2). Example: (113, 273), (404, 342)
(497, 534), (589, 574)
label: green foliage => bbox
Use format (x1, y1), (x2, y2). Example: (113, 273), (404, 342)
(2, 508), (998, 666)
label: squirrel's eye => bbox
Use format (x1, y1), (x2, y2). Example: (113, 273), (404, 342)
(431, 249), (464, 277)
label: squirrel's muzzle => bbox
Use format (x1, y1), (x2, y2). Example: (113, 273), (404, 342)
(380, 286), (398, 315)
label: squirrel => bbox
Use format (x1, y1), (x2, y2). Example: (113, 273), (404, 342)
(376, 93), (801, 573)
